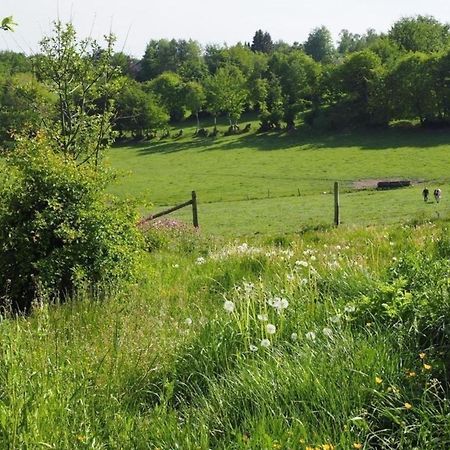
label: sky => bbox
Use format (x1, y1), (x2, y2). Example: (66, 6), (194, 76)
(2, 0), (450, 57)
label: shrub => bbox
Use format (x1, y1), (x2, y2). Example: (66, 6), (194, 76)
(0, 136), (144, 311)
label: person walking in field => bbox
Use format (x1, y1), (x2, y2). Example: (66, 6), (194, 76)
(434, 188), (442, 203)
(422, 187), (429, 202)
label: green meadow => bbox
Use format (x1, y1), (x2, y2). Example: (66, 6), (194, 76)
(108, 119), (450, 235)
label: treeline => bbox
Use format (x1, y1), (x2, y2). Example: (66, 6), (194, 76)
(2, 14), (450, 143)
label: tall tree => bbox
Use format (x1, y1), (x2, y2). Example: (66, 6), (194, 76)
(303, 26), (335, 62)
(251, 30), (274, 54)
(183, 81), (206, 132)
(389, 15), (450, 53)
(36, 21), (120, 166)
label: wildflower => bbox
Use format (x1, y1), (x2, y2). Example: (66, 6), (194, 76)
(353, 444), (363, 449)
(260, 338), (270, 348)
(287, 273), (295, 282)
(266, 324), (276, 335)
(243, 281), (254, 293)
(223, 300), (235, 313)
(322, 327), (333, 338)
(310, 255), (317, 261)
(404, 402), (412, 409)
(330, 315), (341, 324)
(375, 376), (383, 384)
(195, 256), (206, 265)
(419, 352), (426, 359)
(301, 278), (308, 286)
(249, 344), (258, 352)
(344, 304), (356, 313)
(291, 332), (298, 341)
(423, 363), (432, 370)
(295, 260), (309, 267)
(267, 297), (289, 312)
(407, 371), (416, 378)
(305, 331), (316, 341)
(172, 263), (179, 268)
(185, 318), (193, 326)
(322, 445), (334, 450)
(257, 313), (268, 322)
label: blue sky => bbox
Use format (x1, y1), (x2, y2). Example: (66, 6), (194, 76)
(2, 0), (450, 57)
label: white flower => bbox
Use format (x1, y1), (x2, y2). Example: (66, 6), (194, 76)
(291, 332), (298, 341)
(286, 273), (295, 282)
(305, 331), (316, 341)
(322, 327), (333, 338)
(260, 338), (271, 348)
(266, 324), (276, 335)
(243, 282), (254, 293)
(300, 278), (308, 286)
(295, 260), (309, 267)
(223, 300), (235, 313)
(257, 313), (268, 322)
(330, 314), (341, 324)
(280, 298), (289, 309)
(310, 255), (317, 261)
(249, 344), (258, 352)
(344, 304), (356, 313)
(195, 256), (206, 265)
(185, 318), (193, 326)
(172, 263), (179, 268)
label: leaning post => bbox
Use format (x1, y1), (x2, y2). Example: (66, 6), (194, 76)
(191, 190), (199, 228)
(334, 182), (340, 227)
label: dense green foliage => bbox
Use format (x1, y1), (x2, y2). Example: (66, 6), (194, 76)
(3, 15), (450, 147)
(0, 136), (143, 310)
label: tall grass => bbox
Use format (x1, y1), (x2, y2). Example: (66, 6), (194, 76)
(1, 221), (449, 449)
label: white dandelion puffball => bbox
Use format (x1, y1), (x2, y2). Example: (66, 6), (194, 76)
(266, 323), (276, 334)
(330, 314), (341, 324)
(223, 300), (235, 313)
(260, 338), (271, 348)
(291, 332), (298, 341)
(185, 318), (193, 326)
(249, 344), (258, 352)
(322, 327), (333, 338)
(305, 331), (316, 341)
(195, 256), (206, 265)
(295, 260), (309, 267)
(257, 313), (268, 322)
(344, 304), (356, 313)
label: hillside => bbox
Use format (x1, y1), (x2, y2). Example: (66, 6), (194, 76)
(108, 121), (450, 235)
(1, 221), (449, 448)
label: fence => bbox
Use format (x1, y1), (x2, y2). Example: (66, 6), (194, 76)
(139, 190), (199, 228)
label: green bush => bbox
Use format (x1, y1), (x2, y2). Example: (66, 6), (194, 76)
(0, 136), (144, 311)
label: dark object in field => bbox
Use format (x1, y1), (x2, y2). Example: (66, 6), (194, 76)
(242, 123), (251, 133)
(377, 180), (411, 189)
(173, 129), (183, 139)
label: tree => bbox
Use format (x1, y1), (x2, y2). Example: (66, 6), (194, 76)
(251, 30), (274, 54)
(205, 64), (248, 130)
(115, 79), (169, 138)
(147, 71), (186, 121)
(183, 81), (205, 132)
(36, 21), (120, 166)
(387, 52), (438, 124)
(389, 16), (450, 53)
(139, 38), (205, 81)
(269, 51), (320, 128)
(303, 26), (335, 62)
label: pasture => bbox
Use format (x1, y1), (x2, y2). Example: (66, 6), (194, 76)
(108, 119), (450, 234)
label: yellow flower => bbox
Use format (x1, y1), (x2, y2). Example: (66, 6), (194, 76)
(322, 445), (335, 450)
(423, 364), (432, 370)
(404, 402), (413, 409)
(419, 352), (426, 360)
(407, 371), (416, 377)
(353, 444), (363, 449)
(375, 376), (383, 384)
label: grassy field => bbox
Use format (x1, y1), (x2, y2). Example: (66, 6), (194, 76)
(108, 118), (450, 234)
(1, 221), (449, 448)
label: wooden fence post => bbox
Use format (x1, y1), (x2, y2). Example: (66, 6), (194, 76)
(191, 190), (199, 228)
(334, 182), (340, 226)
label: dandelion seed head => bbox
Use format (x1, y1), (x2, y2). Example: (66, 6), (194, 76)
(266, 323), (276, 335)
(249, 344), (258, 352)
(257, 314), (268, 321)
(305, 331), (316, 341)
(322, 327), (333, 338)
(260, 338), (271, 348)
(223, 300), (235, 313)
(291, 332), (298, 341)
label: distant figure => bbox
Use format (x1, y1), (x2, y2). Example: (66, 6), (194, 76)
(434, 188), (442, 203)
(422, 187), (429, 202)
